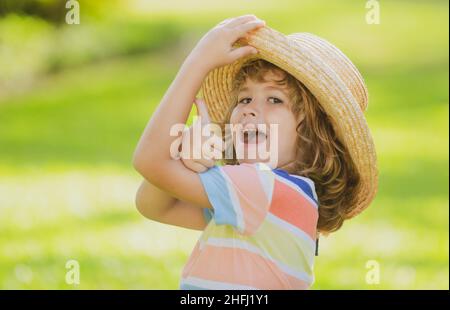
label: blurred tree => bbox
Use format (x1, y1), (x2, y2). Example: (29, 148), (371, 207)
(0, 0), (122, 24)
(0, 0), (66, 23)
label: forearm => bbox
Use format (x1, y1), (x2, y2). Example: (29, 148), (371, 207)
(132, 15), (263, 208)
(133, 53), (210, 179)
(132, 52), (213, 207)
(136, 178), (207, 230)
(135, 179), (177, 220)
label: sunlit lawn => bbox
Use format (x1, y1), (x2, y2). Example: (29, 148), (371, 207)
(0, 0), (448, 289)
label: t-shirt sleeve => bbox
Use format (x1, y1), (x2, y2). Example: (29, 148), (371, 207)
(199, 162), (275, 236)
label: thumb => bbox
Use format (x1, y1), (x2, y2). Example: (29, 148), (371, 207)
(194, 98), (211, 124)
(229, 45), (258, 62)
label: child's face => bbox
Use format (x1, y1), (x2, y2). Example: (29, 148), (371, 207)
(229, 70), (300, 168)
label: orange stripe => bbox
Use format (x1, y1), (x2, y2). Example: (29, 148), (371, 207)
(270, 180), (318, 239)
(185, 244), (310, 289)
(222, 164), (270, 234)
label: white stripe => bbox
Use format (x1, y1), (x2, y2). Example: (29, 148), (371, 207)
(219, 167), (245, 233)
(181, 276), (258, 290)
(290, 175), (318, 201)
(266, 213), (316, 249)
(206, 237), (314, 284)
(274, 174), (318, 208)
(256, 162), (272, 171)
(255, 164), (275, 203)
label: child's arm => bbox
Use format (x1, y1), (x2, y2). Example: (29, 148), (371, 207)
(133, 15), (265, 208)
(135, 179), (207, 230)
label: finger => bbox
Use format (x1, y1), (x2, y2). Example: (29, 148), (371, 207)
(190, 162), (209, 173)
(180, 127), (195, 158)
(217, 17), (232, 27)
(194, 98), (211, 124)
(232, 19), (265, 41)
(196, 157), (215, 168)
(181, 158), (209, 173)
(224, 14), (257, 28)
(229, 45), (258, 62)
(203, 142), (223, 161)
(208, 135), (225, 152)
(209, 146), (224, 161)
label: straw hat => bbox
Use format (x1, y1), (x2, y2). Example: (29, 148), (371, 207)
(199, 26), (378, 218)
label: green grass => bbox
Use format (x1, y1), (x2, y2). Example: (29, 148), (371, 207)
(0, 0), (448, 289)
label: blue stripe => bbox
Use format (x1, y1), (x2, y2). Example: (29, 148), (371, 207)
(198, 166), (238, 228)
(273, 169), (318, 204)
(202, 208), (213, 223)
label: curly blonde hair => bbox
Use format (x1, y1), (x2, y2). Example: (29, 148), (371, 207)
(219, 59), (361, 234)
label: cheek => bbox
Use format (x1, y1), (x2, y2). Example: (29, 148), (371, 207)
(229, 107), (239, 124)
(284, 109), (299, 133)
(267, 109), (297, 132)
(270, 113), (298, 149)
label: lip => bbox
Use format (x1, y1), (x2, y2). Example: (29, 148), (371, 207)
(240, 123), (268, 145)
(243, 130), (267, 145)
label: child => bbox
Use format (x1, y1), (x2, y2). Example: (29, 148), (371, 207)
(133, 15), (378, 289)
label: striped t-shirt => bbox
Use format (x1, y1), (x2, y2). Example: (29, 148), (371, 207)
(180, 162), (319, 290)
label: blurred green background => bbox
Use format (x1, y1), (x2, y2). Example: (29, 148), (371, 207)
(0, 0), (448, 289)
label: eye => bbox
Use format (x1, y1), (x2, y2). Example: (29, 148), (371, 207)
(269, 97), (283, 104)
(238, 97), (251, 104)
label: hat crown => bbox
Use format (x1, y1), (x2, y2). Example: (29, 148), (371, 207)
(286, 33), (369, 112)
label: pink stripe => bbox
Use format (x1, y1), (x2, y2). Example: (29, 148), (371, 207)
(183, 244), (310, 289)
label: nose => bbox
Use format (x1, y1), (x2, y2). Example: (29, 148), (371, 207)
(243, 110), (256, 117)
(241, 100), (259, 118)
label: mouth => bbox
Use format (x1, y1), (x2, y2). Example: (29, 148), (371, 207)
(242, 126), (267, 145)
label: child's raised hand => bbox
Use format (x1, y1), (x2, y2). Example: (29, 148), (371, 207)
(180, 98), (223, 173)
(188, 15), (265, 72)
